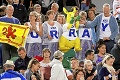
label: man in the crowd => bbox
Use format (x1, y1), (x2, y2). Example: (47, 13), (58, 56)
(71, 57), (79, 70)
(85, 3), (119, 53)
(89, 4), (96, 13)
(33, 4), (45, 23)
(0, 6), (6, 17)
(0, 5), (20, 64)
(85, 50), (94, 61)
(66, 57), (80, 80)
(51, 3), (59, 20)
(0, 60), (26, 80)
(12, 0), (27, 24)
(14, 47), (31, 74)
(49, 50), (68, 80)
(85, 50), (96, 66)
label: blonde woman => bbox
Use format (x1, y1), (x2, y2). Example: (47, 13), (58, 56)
(24, 11), (43, 58)
(24, 58), (44, 80)
(78, 11), (94, 60)
(98, 54), (119, 80)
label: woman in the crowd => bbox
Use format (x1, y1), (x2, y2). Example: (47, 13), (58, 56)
(40, 48), (51, 67)
(87, 9), (96, 49)
(42, 10), (63, 58)
(94, 40), (106, 64)
(98, 54), (118, 80)
(40, 48), (51, 80)
(73, 67), (85, 80)
(24, 11), (43, 58)
(78, 11), (94, 60)
(24, 58), (44, 80)
(33, 4), (45, 23)
(57, 14), (65, 26)
(36, 13), (41, 23)
(84, 60), (97, 80)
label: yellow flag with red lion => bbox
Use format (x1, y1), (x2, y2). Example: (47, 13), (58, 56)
(0, 22), (29, 48)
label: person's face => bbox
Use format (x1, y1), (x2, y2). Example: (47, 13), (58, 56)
(71, 60), (79, 69)
(18, 50), (26, 58)
(103, 6), (110, 16)
(86, 63), (93, 71)
(57, 16), (63, 24)
(6, 6), (14, 16)
(51, 4), (58, 13)
(43, 51), (50, 58)
(80, 15), (86, 21)
(35, 6), (41, 13)
(106, 58), (115, 66)
(98, 45), (106, 55)
(31, 75), (37, 80)
(88, 11), (95, 20)
(29, 13), (36, 21)
(48, 12), (55, 20)
(76, 71), (84, 80)
(13, 0), (19, 3)
(33, 63), (40, 72)
(36, 16), (41, 22)
(89, 52), (94, 61)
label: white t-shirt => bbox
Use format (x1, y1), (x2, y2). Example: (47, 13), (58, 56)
(99, 14), (111, 39)
(62, 25), (77, 40)
(26, 22), (42, 43)
(47, 22), (59, 42)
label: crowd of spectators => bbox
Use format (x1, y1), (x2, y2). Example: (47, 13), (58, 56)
(0, 0), (120, 80)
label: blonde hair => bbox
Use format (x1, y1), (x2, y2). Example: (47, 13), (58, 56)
(79, 11), (87, 18)
(34, 4), (41, 10)
(27, 58), (39, 69)
(6, 5), (14, 10)
(84, 60), (93, 68)
(57, 14), (66, 24)
(102, 54), (115, 65)
(29, 11), (38, 17)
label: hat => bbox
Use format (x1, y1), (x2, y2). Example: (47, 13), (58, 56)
(54, 50), (64, 58)
(3, 60), (15, 66)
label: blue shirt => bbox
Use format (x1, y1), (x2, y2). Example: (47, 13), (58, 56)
(0, 69), (26, 80)
(0, 16), (20, 24)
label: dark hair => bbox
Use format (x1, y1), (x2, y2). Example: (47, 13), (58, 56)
(89, 4), (96, 9)
(30, 73), (41, 80)
(87, 10), (95, 15)
(85, 50), (94, 58)
(17, 47), (26, 52)
(95, 39), (106, 53)
(73, 67), (85, 80)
